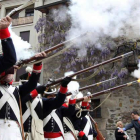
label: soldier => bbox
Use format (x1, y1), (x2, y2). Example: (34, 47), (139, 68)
(62, 72), (91, 140)
(21, 77), (72, 140)
(0, 16), (16, 74)
(66, 94), (91, 140)
(80, 115), (97, 140)
(81, 92), (97, 140)
(77, 92), (97, 140)
(63, 80), (81, 140)
(43, 81), (77, 140)
(0, 48), (45, 140)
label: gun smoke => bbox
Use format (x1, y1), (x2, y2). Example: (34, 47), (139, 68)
(51, 0), (140, 57)
(131, 61), (140, 79)
(9, 26), (34, 61)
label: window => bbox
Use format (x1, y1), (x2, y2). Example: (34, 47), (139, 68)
(25, 9), (34, 17)
(16, 67), (26, 81)
(90, 99), (101, 118)
(20, 31), (30, 42)
(16, 31), (30, 81)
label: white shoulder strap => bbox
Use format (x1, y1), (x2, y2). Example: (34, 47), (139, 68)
(51, 110), (64, 136)
(43, 109), (64, 136)
(63, 117), (78, 137)
(0, 86), (21, 126)
(83, 116), (91, 136)
(38, 94), (43, 108)
(43, 114), (51, 127)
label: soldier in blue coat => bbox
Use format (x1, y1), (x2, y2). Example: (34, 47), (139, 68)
(0, 16), (16, 74)
(43, 80), (77, 140)
(0, 50), (45, 140)
(21, 77), (72, 140)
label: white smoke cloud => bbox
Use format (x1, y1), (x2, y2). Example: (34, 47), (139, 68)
(131, 61), (140, 79)
(9, 26), (34, 61)
(54, 0), (140, 57)
(68, 0), (140, 40)
(50, 6), (69, 22)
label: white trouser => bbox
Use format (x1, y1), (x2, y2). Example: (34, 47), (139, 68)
(64, 132), (75, 140)
(25, 132), (32, 140)
(88, 135), (93, 140)
(0, 119), (22, 140)
(45, 136), (63, 140)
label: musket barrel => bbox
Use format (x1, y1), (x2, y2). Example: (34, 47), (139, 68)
(79, 77), (117, 91)
(7, 0), (35, 18)
(76, 80), (139, 103)
(46, 51), (133, 87)
(92, 80), (138, 98)
(16, 33), (86, 67)
(66, 77), (117, 96)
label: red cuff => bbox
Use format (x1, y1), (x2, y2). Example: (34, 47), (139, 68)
(30, 89), (38, 98)
(82, 102), (88, 107)
(33, 64), (42, 73)
(69, 99), (76, 105)
(59, 86), (67, 94)
(0, 28), (10, 39)
(79, 131), (85, 137)
(86, 104), (90, 109)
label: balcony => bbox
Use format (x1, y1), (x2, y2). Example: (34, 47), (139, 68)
(12, 16), (34, 26)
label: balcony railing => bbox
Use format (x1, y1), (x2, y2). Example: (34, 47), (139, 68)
(12, 16), (34, 26)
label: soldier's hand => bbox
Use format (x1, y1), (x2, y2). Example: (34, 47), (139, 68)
(34, 51), (46, 65)
(35, 51), (46, 59)
(0, 16), (12, 29)
(61, 77), (71, 87)
(83, 96), (91, 102)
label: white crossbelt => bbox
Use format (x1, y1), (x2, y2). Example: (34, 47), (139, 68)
(43, 109), (64, 136)
(0, 86), (21, 126)
(63, 117), (78, 138)
(23, 95), (42, 123)
(84, 116), (92, 136)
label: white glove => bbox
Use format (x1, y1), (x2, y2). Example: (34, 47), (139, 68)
(71, 90), (79, 100)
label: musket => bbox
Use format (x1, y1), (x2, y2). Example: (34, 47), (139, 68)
(45, 51), (133, 87)
(7, 0), (36, 18)
(76, 79), (140, 103)
(15, 33), (86, 67)
(66, 77), (117, 96)
(88, 114), (105, 140)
